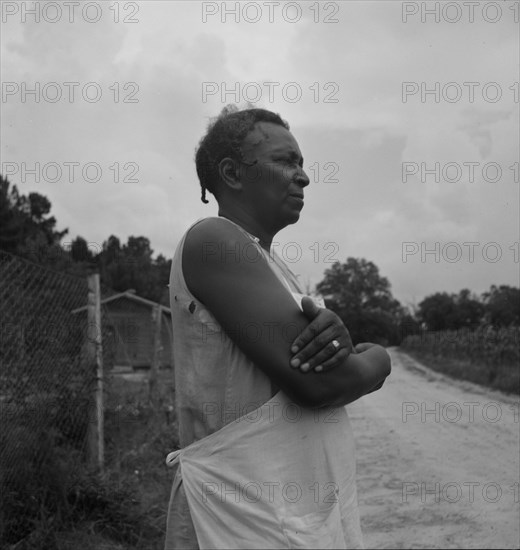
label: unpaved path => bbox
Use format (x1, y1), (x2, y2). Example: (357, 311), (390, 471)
(346, 347), (520, 549)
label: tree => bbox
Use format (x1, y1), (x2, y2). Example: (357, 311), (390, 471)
(417, 292), (457, 331)
(482, 285), (520, 327)
(418, 289), (489, 331)
(154, 254), (172, 306)
(96, 236), (171, 302)
(70, 236), (94, 263)
(1, 174), (171, 302)
(316, 258), (403, 345)
(0, 175), (68, 263)
(453, 288), (485, 328)
(0, 175), (23, 253)
(97, 235), (126, 291)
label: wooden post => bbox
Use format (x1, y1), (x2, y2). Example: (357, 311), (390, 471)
(149, 304), (162, 407)
(169, 316), (175, 393)
(161, 313), (175, 389)
(18, 320), (26, 400)
(86, 273), (104, 471)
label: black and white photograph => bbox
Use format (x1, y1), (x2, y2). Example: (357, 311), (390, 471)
(1, 1), (519, 548)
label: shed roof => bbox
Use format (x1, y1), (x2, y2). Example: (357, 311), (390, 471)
(71, 289), (171, 315)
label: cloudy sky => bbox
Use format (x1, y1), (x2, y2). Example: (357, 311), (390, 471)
(1, 0), (518, 308)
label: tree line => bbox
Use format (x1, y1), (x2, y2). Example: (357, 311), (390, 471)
(0, 175), (171, 304)
(317, 258), (518, 345)
(1, 174), (518, 344)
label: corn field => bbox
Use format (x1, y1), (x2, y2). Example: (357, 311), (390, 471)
(400, 325), (520, 394)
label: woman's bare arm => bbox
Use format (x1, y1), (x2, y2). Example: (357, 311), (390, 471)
(182, 218), (390, 408)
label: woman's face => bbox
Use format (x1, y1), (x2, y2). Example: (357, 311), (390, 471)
(237, 122), (310, 230)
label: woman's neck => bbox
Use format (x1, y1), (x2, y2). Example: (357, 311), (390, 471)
(217, 209), (275, 253)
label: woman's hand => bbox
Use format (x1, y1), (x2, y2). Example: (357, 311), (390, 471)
(290, 296), (354, 373)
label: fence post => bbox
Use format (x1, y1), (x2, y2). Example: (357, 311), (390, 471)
(86, 273), (104, 471)
(149, 304), (162, 407)
(170, 321), (175, 393)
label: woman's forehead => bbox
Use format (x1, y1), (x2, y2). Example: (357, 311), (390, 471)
(241, 122), (301, 155)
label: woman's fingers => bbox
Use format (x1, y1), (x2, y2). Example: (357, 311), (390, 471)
(290, 304), (354, 373)
(291, 327), (353, 372)
(290, 314), (334, 357)
(314, 347), (349, 373)
(290, 325), (336, 371)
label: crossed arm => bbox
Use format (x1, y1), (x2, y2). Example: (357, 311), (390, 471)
(290, 297), (389, 395)
(182, 218), (391, 409)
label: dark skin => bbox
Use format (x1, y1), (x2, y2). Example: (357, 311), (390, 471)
(183, 122), (391, 408)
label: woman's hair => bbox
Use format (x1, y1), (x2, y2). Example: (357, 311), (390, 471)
(195, 105), (289, 203)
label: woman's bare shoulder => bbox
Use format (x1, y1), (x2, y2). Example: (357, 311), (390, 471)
(183, 217), (257, 300)
(185, 217), (244, 248)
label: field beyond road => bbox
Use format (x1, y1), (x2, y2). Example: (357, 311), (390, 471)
(348, 347), (520, 549)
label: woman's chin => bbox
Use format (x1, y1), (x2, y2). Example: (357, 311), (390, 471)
(286, 210), (302, 225)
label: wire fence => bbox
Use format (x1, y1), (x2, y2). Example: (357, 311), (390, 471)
(0, 250), (176, 547)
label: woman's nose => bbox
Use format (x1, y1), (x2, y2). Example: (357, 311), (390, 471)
(295, 167), (310, 188)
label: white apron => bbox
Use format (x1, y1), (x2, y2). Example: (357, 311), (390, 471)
(166, 389), (364, 549)
(165, 216), (364, 549)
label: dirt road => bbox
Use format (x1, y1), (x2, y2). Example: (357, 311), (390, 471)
(347, 348), (519, 549)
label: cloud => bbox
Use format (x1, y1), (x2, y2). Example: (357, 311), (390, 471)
(1, 2), (517, 305)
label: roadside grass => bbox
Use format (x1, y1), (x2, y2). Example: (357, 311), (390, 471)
(1, 369), (178, 550)
(400, 327), (520, 395)
(400, 348), (519, 395)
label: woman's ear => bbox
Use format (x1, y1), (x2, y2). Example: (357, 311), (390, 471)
(218, 157), (242, 192)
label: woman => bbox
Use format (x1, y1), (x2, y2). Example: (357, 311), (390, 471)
(165, 106), (391, 549)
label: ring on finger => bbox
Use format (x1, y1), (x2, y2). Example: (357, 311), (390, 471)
(331, 339), (340, 350)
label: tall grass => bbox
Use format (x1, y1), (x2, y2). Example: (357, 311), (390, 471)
(0, 370), (178, 550)
(400, 325), (520, 394)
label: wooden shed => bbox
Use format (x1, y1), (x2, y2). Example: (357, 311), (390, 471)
(72, 289), (173, 372)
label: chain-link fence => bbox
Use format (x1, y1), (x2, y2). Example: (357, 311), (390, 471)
(0, 250), (177, 548)
(0, 251), (101, 544)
